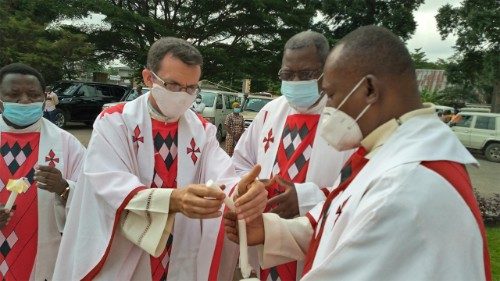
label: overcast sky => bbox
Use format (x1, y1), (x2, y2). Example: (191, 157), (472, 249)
(406, 0), (461, 61)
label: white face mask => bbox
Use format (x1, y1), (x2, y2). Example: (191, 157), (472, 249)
(320, 77), (371, 151)
(151, 83), (196, 120)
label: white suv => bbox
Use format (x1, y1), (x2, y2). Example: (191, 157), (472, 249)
(451, 112), (500, 162)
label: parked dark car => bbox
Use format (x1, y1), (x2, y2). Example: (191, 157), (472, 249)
(52, 81), (130, 128)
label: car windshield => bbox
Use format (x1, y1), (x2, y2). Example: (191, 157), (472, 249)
(200, 91), (216, 106)
(243, 98), (271, 112)
(60, 84), (81, 96)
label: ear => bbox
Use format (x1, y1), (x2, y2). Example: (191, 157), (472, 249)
(142, 69), (153, 88)
(364, 74), (380, 104)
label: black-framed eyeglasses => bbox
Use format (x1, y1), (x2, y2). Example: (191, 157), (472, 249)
(278, 69), (323, 81)
(151, 71), (201, 95)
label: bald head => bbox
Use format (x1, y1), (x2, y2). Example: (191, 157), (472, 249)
(284, 31), (329, 65)
(322, 25), (422, 138)
(329, 26), (415, 78)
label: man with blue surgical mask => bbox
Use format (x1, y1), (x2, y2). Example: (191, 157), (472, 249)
(232, 31), (353, 280)
(225, 26), (489, 281)
(0, 63), (86, 280)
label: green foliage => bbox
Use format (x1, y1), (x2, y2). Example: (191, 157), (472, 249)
(59, 0), (424, 92)
(320, 0), (425, 41)
(436, 0), (500, 112)
(411, 48), (445, 70)
(487, 227), (500, 280)
(0, 0), (97, 84)
(420, 89), (443, 104)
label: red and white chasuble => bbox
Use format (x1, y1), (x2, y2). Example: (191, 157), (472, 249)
(149, 119), (178, 281)
(0, 117), (86, 281)
(53, 93), (239, 281)
(0, 132), (39, 281)
(257, 109), (490, 281)
(233, 96), (352, 280)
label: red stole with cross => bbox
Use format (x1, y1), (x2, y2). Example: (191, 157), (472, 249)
(262, 114), (319, 281)
(303, 148), (368, 275)
(0, 132), (40, 280)
(149, 119), (179, 281)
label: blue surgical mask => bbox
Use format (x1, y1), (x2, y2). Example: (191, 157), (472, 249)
(2, 102), (44, 126)
(281, 76), (322, 112)
(233, 108), (241, 113)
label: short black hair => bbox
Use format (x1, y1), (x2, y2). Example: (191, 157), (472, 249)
(284, 31), (330, 65)
(147, 37), (203, 73)
(0, 63), (46, 90)
(333, 26), (414, 77)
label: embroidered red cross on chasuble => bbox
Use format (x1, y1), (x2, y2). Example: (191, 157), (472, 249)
(0, 132), (40, 280)
(262, 114), (320, 281)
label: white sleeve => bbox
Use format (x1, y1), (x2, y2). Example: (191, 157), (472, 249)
(120, 188), (175, 257)
(232, 110), (265, 177)
(258, 213), (313, 269)
(55, 133), (86, 232)
(302, 166), (485, 281)
(295, 182), (328, 216)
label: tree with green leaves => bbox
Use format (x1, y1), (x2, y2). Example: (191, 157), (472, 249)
(436, 0), (499, 112)
(0, 0), (97, 84)
(60, 0), (424, 93)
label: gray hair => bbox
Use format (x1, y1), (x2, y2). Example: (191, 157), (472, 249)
(284, 31), (330, 65)
(147, 37), (203, 73)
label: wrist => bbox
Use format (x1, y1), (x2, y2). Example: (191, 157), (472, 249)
(169, 189), (182, 213)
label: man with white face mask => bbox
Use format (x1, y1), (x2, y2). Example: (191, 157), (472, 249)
(54, 37), (267, 281)
(225, 26), (490, 281)
(0, 63), (86, 280)
(232, 31), (352, 280)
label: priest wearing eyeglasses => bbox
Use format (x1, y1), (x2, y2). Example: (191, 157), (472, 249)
(53, 37), (267, 281)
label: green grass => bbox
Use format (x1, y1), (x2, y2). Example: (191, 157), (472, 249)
(488, 226), (500, 281)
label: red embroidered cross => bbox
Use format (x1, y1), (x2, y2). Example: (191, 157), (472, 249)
(132, 126), (144, 143)
(263, 129), (274, 153)
(45, 149), (59, 167)
(186, 138), (201, 164)
(333, 196), (350, 226)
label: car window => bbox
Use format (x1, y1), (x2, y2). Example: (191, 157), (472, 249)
(125, 90), (140, 101)
(200, 91), (215, 107)
(455, 115), (473, 128)
(225, 95), (239, 109)
(94, 85), (112, 97)
(243, 98), (271, 112)
(80, 85), (99, 98)
(112, 87), (127, 99)
(216, 94), (223, 109)
(475, 116), (496, 130)
(61, 84), (80, 96)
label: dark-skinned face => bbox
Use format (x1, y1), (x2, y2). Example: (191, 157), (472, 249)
(321, 46), (382, 138)
(281, 45), (323, 84)
(0, 73), (45, 112)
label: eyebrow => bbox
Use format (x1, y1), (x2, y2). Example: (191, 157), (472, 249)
(162, 78), (198, 87)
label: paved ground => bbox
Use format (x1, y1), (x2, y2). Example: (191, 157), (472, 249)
(66, 124), (500, 197)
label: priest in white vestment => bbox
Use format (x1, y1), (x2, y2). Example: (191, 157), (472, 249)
(0, 63), (85, 280)
(53, 38), (265, 281)
(225, 26), (491, 281)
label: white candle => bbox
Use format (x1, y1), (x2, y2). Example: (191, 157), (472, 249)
(238, 219), (252, 278)
(206, 180), (236, 211)
(4, 192), (17, 211)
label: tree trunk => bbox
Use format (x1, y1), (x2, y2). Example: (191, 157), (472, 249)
(491, 80), (500, 113)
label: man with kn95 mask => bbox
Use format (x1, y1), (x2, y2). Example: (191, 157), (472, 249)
(54, 37), (267, 281)
(224, 25), (490, 281)
(231, 30), (353, 280)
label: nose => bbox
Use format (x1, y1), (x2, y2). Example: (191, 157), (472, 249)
(17, 93), (32, 104)
(292, 74), (302, 81)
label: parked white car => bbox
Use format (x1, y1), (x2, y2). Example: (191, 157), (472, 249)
(198, 90), (242, 141)
(451, 112), (500, 162)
